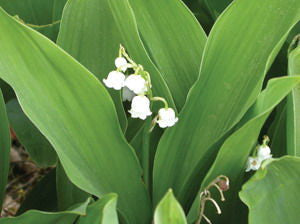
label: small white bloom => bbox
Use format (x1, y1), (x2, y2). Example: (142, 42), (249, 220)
(245, 157), (261, 172)
(124, 75), (148, 94)
(122, 87), (135, 102)
(103, 71), (125, 90)
(257, 145), (272, 161)
(115, 57), (130, 72)
(157, 108), (178, 128)
(129, 95), (152, 120)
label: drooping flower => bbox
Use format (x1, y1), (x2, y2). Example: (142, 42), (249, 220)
(103, 71), (125, 90)
(129, 95), (152, 120)
(245, 157), (261, 172)
(115, 57), (130, 72)
(122, 87), (135, 102)
(157, 108), (178, 128)
(257, 145), (272, 161)
(124, 75), (147, 94)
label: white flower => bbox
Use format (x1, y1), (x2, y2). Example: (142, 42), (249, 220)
(124, 75), (148, 94)
(245, 157), (261, 172)
(157, 108), (178, 128)
(115, 57), (130, 72)
(257, 145), (272, 161)
(122, 87), (135, 102)
(103, 71), (125, 90)
(129, 95), (152, 120)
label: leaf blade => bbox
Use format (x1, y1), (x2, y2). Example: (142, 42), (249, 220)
(0, 8), (151, 224)
(153, 0), (300, 206)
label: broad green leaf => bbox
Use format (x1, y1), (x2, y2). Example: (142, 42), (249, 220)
(77, 194), (118, 224)
(56, 161), (89, 211)
(0, 198), (91, 224)
(6, 99), (57, 167)
(108, 0), (176, 111)
(187, 76), (300, 223)
(239, 156), (300, 224)
(268, 101), (287, 157)
(182, 0), (214, 33)
(128, 0), (207, 110)
(18, 169), (58, 214)
(0, 9), (151, 224)
(153, 0), (300, 207)
(287, 41), (300, 156)
(204, 0), (232, 19)
(57, 0), (127, 131)
(0, 0), (67, 41)
(154, 190), (187, 224)
(27, 21), (61, 42)
(0, 89), (10, 209)
(0, 0), (66, 24)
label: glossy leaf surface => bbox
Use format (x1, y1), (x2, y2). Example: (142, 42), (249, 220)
(154, 190), (187, 224)
(77, 194), (119, 224)
(240, 156), (300, 224)
(128, 0), (207, 109)
(153, 0), (300, 206)
(188, 77), (300, 223)
(0, 9), (151, 224)
(287, 42), (300, 156)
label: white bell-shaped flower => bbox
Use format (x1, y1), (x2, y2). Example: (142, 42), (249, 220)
(122, 87), (135, 102)
(129, 95), (152, 120)
(124, 75), (147, 94)
(103, 71), (125, 90)
(115, 57), (130, 72)
(245, 157), (261, 172)
(257, 145), (272, 161)
(157, 108), (178, 128)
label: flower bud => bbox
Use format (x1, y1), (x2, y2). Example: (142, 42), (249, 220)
(129, 96), (152, 120)
(245, 157), (261, 172)
(115, 57), (129, 72)
(125, 75), (148, 94)
(257, 145), (272, 161)
(103, 71), (125, 90)
(157, 108), (178, 128)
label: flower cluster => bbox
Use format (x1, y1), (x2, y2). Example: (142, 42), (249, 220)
(245, 136), (272, 172)
(103, 45), (178, 129)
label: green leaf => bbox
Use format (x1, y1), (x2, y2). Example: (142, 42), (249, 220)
(187, 76), (300, 223)
(77, 194), (119, 224)
(108, 0), (176, 111)
(154, 189), (187, 224)
(27, 21), (61, 42)
(0, 0), (66, 24)
(0, 89), (10, 209)
(0, 79), (14, 102)
(0, 198), (91, 224)
(0, 0), (67, 41)
(56, 161), (89, 211)
(287, 41), (300, 156)
(57, 0), (127, 131)
(182, 0), (214, 32)
(18, 169), (58, 214)
(128, 0), (207, 110)
(0, 8), (151, 224)
(239, 156), (300, 224)
(153, 0), (300, 207)
(6, 99), (57, 167)
(268, 101), (287, 157)
(203, 0), (233, 19)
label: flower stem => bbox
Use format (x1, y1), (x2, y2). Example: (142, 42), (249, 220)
(150, 96), (168, 108)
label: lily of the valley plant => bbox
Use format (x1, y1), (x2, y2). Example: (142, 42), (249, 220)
(0, 0), (299, 224)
